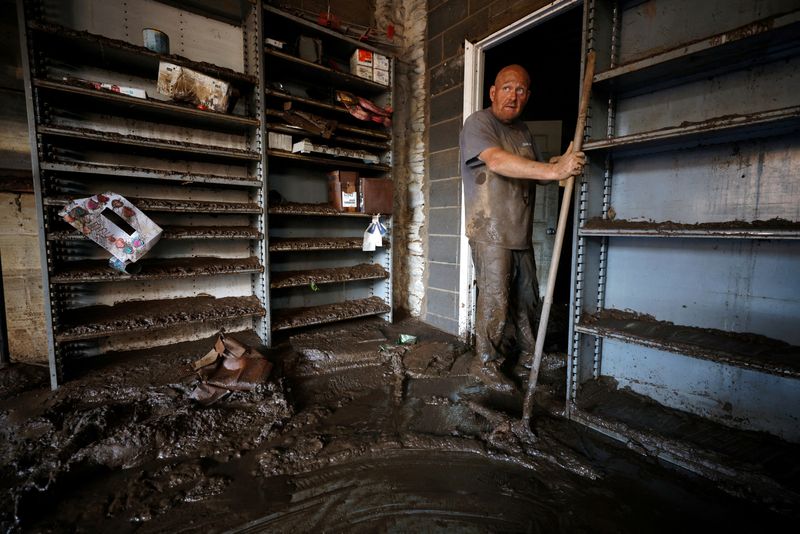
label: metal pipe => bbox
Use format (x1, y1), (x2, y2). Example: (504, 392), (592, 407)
(523, 50), (596, 425)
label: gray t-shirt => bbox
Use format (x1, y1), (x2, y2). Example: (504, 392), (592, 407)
(459, 108), (540, 250)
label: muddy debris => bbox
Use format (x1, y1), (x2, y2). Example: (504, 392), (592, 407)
(271, 296), (390, 331)
(269, 236), (364, 252)
(52, 256), (263, 282)
(270, 263), (387, 289)
(583, 216), (800, 232)
(2, 318), (798, 532)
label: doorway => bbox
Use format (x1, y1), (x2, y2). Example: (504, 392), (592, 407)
(459, 1), (584, 351)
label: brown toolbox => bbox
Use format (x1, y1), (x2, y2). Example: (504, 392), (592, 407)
(360, 177), (393, 214)
(327, 170), (359, 212)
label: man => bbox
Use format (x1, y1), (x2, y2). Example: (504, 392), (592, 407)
(459, 64), (586, 391)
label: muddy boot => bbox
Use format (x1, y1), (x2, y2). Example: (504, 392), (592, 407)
(469, 356), (516, 393)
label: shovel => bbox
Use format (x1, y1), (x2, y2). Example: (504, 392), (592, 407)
(522, 50), (597, 428)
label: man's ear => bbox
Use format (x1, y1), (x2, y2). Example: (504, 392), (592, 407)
(489, 85), (496, 102)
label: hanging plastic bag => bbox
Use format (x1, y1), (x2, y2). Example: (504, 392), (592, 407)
(362, 215), (387, 251)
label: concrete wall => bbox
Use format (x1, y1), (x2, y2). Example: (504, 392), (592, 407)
(423, 0), (552, 334)
(0, 0), (48, 363)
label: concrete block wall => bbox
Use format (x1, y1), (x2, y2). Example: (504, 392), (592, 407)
(423, 0), (551, 334)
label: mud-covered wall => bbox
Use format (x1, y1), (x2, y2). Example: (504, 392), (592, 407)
(0, 0), (48, 363)
(422, 0), (553, 334)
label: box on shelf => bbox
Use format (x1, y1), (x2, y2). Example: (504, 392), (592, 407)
(350, 48), (374, 80)
(352, 64), (373, 81)
(373, 53), (389, 71)
(328, 170), (360, 212)
(268, 132), (292, 151)
(360, 177), (393, 214)
(157, 61), (231, 112)
(373, 68), (390, 86)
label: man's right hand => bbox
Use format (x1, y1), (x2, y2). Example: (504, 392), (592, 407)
(551, 142), (586, 180)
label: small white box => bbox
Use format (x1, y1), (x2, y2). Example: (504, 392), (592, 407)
(268, 132), (292, 151)
(373, 53), (389, 71)
(373, 68), (390, 86)
(352, 64), (373, 80)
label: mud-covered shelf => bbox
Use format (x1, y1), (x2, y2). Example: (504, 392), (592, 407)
(270, 264), (388, 289)
(269, 202), (372, 218)
(39, 125), (261, 161)
(571, 378), (800, 499)
(264, 47), (387, 95)
(34, 79), (259, 131)
(271, 296), (391, 331)
(27, 21), (257, 88)
(266, 149), (390, 172)
(41, 161), (262, 188)
(576, 309), (800, 378)
(582, 106), (800, 155)
(268, 237), (364, 252)
(55, 295), (265, 342)
(593, 9), (800, 96)
(49, 225), (262, 241)
(264, 104), (390, 140)
(579, 218), (800, 239)
(45, 196), (262, 214)
(51, 256), (263, 283)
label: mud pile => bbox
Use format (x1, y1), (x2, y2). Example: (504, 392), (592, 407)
(0, 318), (796, 532)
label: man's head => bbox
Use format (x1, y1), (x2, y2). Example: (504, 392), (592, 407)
(489, 64), (531, 123)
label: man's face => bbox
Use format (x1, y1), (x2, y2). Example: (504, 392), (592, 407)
(489, 67), (531, 123)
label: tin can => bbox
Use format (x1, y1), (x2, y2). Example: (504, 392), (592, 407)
(143, 28), (169, 54)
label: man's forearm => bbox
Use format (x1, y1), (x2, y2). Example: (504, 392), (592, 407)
(480, 146), (583, 182)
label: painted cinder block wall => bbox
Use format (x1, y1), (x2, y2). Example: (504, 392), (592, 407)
(423, 0), (553, 334)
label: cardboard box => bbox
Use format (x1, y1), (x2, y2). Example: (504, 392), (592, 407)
(157, 61), (231, 112)
(328, 170), (360, 212)
(59, 192), (162, 272)
(373, 68), (390, 86)
(373, 53), (390, 71)
(350, 48), (373, 68)
(268, 132), (292, 151)
(351, 64), (373, 81)
(360, 177), (393, 214)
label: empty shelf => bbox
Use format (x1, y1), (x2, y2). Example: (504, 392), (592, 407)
(51, 256), (262, 283)
(579, 217), (800, 239)
(269, 237), (364, 252)
(271, 296), (390, 331)
(270, 263), (388, 289)
(46, 195), (261, 214)
(576, 309), (800, 378)
(55, 295), (265, 342)
(39, 125), (261, 161)
(49, 225), (262, 241)
(269, 202), (371, 218)
(264, 47), (387, 94)
(41, 161), (261, 188)
(573, 378), (800, 502)
(267, 149), (390, 172)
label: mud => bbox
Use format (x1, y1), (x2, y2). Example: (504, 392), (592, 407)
(56, 295), (265, 342)
(31, 21), (257, 87)
(49, 225), (261, 241)
(584, 216), (800, 232)
(1, 318), (797, 532)
(269, 201), (342, 216)
(113, 197), (261, 213)
(271, 296), (390, 331)
(269, 236), (363, 252)
(270, 263), (387, 289)
(52, 256), (263, 283)
(46, 160), (260, 186)
(581, 308), (800, 376)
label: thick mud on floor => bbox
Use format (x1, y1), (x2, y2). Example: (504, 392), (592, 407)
(0, 318), (796, 532)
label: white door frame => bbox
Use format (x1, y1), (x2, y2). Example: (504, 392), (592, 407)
(458, 0), (582, 338)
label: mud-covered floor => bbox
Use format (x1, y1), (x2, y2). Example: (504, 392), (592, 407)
(1, 318), (796, 532)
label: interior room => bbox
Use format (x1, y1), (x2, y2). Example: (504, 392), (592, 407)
(1, 0), (798, 530)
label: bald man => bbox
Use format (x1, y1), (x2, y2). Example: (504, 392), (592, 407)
(459, 64), (585, 391)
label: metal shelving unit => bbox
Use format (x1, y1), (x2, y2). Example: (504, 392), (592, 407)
(568, 0), (800, 487)
(263, 5), (394, 334)
(18, 0), (268, 387)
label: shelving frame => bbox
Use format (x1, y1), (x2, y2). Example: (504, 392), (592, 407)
(568, 0), (800, 474)
(263, 5), (395, 334)
(18, 0), (268, 387)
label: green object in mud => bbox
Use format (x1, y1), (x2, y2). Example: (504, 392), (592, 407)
(310, 282), (320, 292)
(398, 334), (417, 345)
